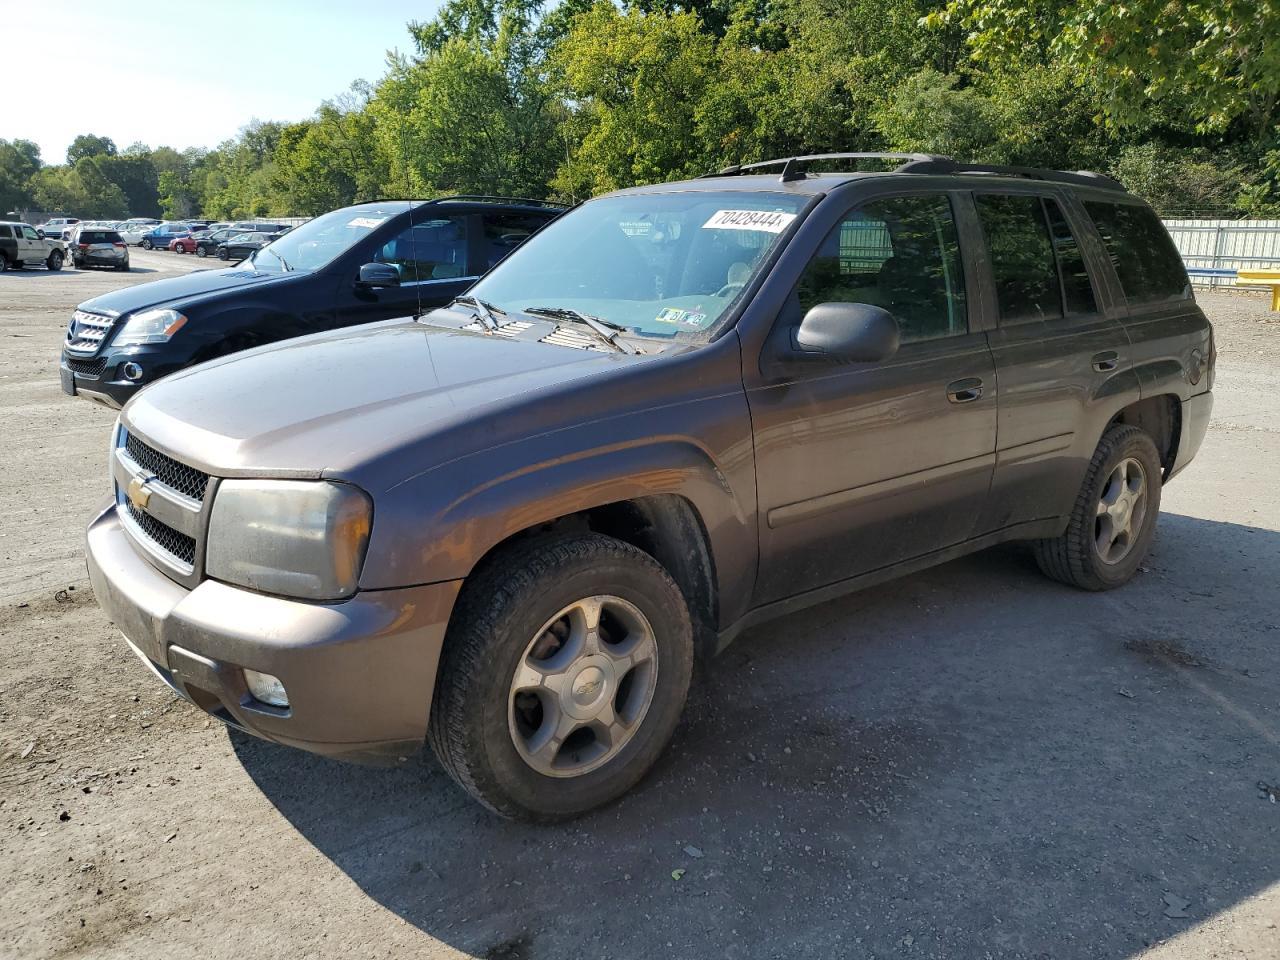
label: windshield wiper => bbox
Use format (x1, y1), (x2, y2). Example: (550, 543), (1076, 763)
(452, 295), (505, 332)
(260, 247), (293, 272)
(523, 306), (637, 354)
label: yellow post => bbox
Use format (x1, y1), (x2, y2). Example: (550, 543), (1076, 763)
(1272, 285), (1280, 312)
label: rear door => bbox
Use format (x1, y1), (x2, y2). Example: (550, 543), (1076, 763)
(747, 190), (997, 604)
(971, 189), (1133, 532)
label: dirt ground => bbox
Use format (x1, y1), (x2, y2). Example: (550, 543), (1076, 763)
(1, 252), (1278, 960)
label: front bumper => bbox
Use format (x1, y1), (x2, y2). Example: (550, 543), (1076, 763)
(86, 502), (463, 762)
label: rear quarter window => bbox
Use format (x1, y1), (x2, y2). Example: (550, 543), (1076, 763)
(1083, 201), (1190, 305)
(0, 226), (11, 239)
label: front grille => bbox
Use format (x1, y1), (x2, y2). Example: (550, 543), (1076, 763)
(124, 434), (210, 502)
(124, 500), (196, 566)
(65, 310), (116, 355)
(66, 356), (108, 378)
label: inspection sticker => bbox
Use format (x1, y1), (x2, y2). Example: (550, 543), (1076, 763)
(656, 307), (708, 327)
(347, 216), (387, 229)
(702, 209), (796, 234)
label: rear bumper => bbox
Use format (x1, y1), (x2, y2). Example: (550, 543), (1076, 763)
(86, 502), (462, 763)
(1169, 391), (1213, 480)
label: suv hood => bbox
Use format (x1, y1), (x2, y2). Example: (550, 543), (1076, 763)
(78, 267), (292, 316)
(122, 319), (650, 485)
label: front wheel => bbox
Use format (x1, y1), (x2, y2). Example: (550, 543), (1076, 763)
(195, 246), (207, 258)
(216, 248), (229, 260)
(47, 250), (63, 271)
(429, 534), (694, 821)
(1032, 423), (1162, 591)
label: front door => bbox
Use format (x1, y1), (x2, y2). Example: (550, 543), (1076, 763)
(18, 225), (41, 263)
(747, 192), (997, 604)
(345, 214), (476, 324)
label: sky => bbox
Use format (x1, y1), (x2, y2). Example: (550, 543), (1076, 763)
(7, 1), (441, 164)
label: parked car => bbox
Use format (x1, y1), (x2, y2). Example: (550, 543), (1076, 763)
(82, 155), (1213, 820)
(68, 226), (129, 271)
(140, 223), (195, 250)
(192, 228), (237, 257)
(228, 220), (289, 234)
(123, 217), (162, 226)
(1, 221), (67, 270)
(38, 216), (80, 237)
(60, 196), (562, 405)
(214, 231), (276, 261)
(117, 223), (154, 246)
(168, 232), (206, 254)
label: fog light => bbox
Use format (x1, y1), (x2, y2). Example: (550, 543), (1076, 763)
(122, 362), (143, 381)
(244, 669), (289, 708)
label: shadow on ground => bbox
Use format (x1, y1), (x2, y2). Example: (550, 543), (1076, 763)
(1, 265), (158, 277)
(234, 512), (1280, 959)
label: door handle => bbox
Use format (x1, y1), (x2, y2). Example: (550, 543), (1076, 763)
(946, 377), (984, 404)
(1092, 351), (1119, 372)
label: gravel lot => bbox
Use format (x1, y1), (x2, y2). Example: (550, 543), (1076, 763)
(1, 251), (1278, 960)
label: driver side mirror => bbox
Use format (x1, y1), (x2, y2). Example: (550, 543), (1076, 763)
(793, 301), (899, 363)
(356, 262), (400, 289)
(36, 230), (45, 239)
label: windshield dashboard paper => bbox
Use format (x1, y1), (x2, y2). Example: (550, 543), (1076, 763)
(702, 209), (797, 234)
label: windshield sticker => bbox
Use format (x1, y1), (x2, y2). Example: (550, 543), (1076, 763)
(347, 216), (387, 229)
(656, 307), (708, 327)
(702, 209), (797, 234)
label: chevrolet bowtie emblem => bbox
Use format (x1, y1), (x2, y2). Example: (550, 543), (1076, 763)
(127, 476), (153, 510)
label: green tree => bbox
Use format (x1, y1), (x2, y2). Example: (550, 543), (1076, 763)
(373, 0), (560, 198)
(934, 0), (1280, 135)
(273, 83), (388, 214)
(0, 139), (41, 214)
(66, 134), (118, 165)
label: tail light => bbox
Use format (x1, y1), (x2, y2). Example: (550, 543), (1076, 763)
(78, 243), (90, 250)
(113, 242), (125, 248)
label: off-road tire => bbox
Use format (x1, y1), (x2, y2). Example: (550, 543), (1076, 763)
(428, 533), (694, 821)
(1032, 423), (1162, 591)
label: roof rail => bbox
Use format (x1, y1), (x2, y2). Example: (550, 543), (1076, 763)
(702, 153), (948, 183)
(701, 153), (1126, 191)
(894, 157), (1127, 192)
(353, 195), (570, 209)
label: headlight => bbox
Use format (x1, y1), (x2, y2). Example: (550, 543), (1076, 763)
(114, 308), (188, 345)
(206, 480), (372, 601)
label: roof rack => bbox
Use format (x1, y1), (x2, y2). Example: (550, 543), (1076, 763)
(354, 195), (569, 209)
(894, 157), (1126, 191)
(702, 153), (1127, 192)
(702, 153), (946, 183)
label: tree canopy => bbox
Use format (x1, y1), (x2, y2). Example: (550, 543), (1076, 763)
(4, 0), (1278, 220)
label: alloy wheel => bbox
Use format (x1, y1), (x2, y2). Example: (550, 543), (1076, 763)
(1095, 457), (1147, 564)
(508, 595), (659, 778)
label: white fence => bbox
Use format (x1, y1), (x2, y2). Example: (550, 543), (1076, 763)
(1164, 218), (1280, 288)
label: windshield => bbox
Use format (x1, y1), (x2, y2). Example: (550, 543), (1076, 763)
(465, 190), (808, 338)
(247, 205), (399, 274)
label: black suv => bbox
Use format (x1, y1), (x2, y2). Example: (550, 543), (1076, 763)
(60, 196), (565, 406)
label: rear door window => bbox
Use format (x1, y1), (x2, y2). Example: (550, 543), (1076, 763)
(374, 216), (469, 282)
(1044, 199), (1098, 315)
(974, 195), (1062, 322)
(795, 193), (968, 343)
(1084, 200), (1190, 304)
(482, 213), (550, 269)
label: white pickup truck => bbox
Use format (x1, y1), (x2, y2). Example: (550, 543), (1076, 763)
(0, 221), (67, 271)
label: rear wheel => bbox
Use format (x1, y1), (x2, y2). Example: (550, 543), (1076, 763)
(141, 238), (152, 250)
(1032, 424), (1162, 591)
(429, 534), (694, 821)
(216, 248), (229, 260)
(0, 252), (9, 271)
